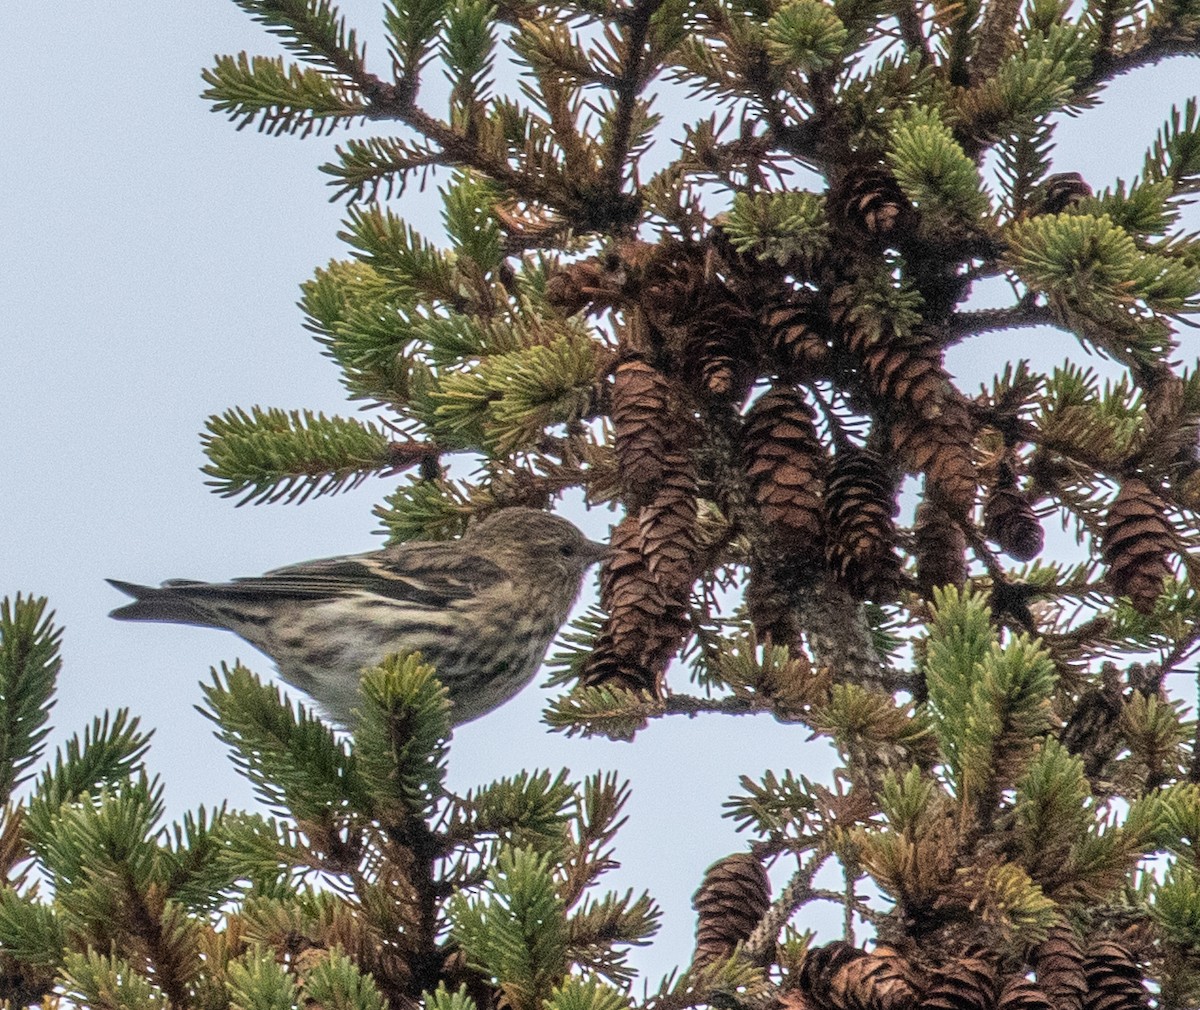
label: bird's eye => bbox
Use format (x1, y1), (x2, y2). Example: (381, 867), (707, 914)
(558, 543), (575, 557)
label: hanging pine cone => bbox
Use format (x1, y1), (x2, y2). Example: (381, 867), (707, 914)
(611, 357), (681, 504)
(639, 464), (699, 600)
(692, 853), (770, 967)
(1032, 925), (1086, 1010)
(914, 499), (968, 598)
(834, 166), (909, 237)
(1101, 478), (1177, 614)
(983, 487), (1044, 561)
(581, 514), (686, 695)
(693, 290), (760, 402)
(741, 388), (826, 553)
(761, 300), (831, 382)
(577, 628), (655, 696)
(920, 955), (997, 1010)
(745, 557), (804, 651)
(996, 976), (1052, 1010)
(1081, 939), (1150, 1010)
(824, 447), (903, 601)
(890, 399), (978, 519)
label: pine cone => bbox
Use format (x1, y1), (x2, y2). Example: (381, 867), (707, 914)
(639, 465), (699, 599)
(835, 166), (909, 237)
(577, 628), (656, 695)
(824, 447), (903, 601)
(611, 357), (681, 504)
(692, 853), (770, 967)
(741, 388), (826, 553)
(544, 257), (621, 315)
(1101, 478), (1176, 614)
(995, 976), (1052, 1010)
(983, 487), (1043, 561)
(914, 499), (968, 598)
(919, 955), (996, 1010)
(1082, 939), (1150, 1010)
(745, 557), (804, 651)
(890, 399), (978, 519)
(694, 291), (760, 402)
(582, 514), (686, 695)
(797, 941), (867, 1010)
(761, 300), (831, 382)
(1032, 925), (1086, 1010)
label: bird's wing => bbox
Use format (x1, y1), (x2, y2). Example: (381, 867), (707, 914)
(183, 544), (510, 606)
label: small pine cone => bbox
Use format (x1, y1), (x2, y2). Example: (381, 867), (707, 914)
(1032, 925), (1086, 1010)
(914, 499), (968, 598)
(835, 166), (909, 237)
(1101, 479), (1177, 614)
(797, 941), (867, 1010)
(996, 976), (1052, 1010)
(1082, 939), (1149, 1010)
(611, 357), (680, 504)
(824, 447), (903, 601)
(692, 853), (770, 967)
(983, 487), (1044, 561)
(920, 955), (997, 1010)
(1037, 173), (1092, 215)
(761, 300), (831, 382)
(639, 465), (699, 599)
(741, 388), (826, 553)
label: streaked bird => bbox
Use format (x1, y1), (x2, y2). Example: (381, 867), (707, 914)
(108, 507), (607, 726)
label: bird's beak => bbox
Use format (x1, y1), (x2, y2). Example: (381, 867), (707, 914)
(584, 538), (610, 565)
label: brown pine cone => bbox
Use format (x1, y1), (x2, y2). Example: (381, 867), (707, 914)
(611, 357), (682, 504)
(761, 300), (831, 382)
(741, 388), (827, 554)
(913, 499), (968, 598)
(834, 166), (910, 237)
(639, 466), (699, 600)
(583, 514), (686, 695)
(692, 853), (770, 967)
(796, 941), (867, 1010)
(1082, 939), (1150, 1010)
(1101, 478), (1177, 614)
(983, 487), (1044, 562)
(919, 955), (996, 1010)
(1036, 173), (1092, 215)
(824, 447), (903, 601)
(1032, 924), (1087, 1010)
(996, 976), (1052, 1010)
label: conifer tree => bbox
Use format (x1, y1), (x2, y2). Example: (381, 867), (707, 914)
(5, 0), (1200, 1006)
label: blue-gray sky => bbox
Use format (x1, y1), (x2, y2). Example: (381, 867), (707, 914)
(2, 1), (1198, 981)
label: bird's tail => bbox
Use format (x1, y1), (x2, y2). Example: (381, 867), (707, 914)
(106, 579), (220, 627)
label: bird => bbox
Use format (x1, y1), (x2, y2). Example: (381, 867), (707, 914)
(108, 507), (608, 727)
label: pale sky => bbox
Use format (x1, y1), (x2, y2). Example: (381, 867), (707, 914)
(3, 1), (1198, 982)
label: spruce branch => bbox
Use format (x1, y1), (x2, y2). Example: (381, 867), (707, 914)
(202, 53), (368, 136)
(230, 0), (370, 84)
(202, 406), (423, 505)
(0, 596), (59, 804)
